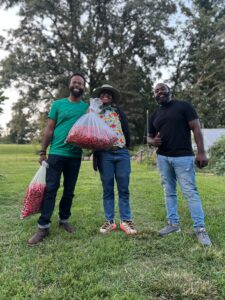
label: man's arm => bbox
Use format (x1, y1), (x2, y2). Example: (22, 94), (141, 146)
(147, 132), (162, 147)
(39, 119), (56, 163)
(147, 113), (162, 147)
(188, 119), (208, 168)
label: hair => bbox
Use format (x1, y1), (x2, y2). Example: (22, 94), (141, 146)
(69, 72), (86, 85)
(165, 84), (170, 92)
(154, 83), (170, 92)
(99, 89), (113, 97)
(164, 84), (170, 92)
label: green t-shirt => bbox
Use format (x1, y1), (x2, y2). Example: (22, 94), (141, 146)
(48, 98), (88, 157)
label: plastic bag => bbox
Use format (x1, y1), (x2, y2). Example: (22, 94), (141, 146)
(66, 98), (118, 150)
(20, 161), (48, 219)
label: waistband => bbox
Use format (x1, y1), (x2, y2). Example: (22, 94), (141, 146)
(109, 146), (127, 151)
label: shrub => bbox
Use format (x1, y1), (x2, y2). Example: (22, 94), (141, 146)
(209, 136), (225, 175)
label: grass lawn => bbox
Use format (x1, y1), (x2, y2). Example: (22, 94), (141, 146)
(0, 144), (225, 299)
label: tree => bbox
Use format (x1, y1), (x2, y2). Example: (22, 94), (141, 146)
(0, 86), (8, 115)
(0, 0), (177, 142)
(170, 0), (225, 128)
(6, 101), (38, 143)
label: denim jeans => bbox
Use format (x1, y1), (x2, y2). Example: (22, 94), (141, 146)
(38, 154), (81, 228)
(97, 148), (132, 221)
(157, 155), (205, 228)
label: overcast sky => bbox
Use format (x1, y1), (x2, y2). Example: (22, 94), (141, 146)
(0, 7), (20, 130)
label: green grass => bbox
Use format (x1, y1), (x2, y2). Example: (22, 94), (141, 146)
(0, 144), (225, 299)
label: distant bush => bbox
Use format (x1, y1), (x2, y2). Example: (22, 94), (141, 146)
(212, 158), (225, 176)
(209, 136), (225, 175)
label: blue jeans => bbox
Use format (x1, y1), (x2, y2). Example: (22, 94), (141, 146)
(157, 155), (205, 228)
(38, 155), (81, 228)
(97, 148), (132, 221)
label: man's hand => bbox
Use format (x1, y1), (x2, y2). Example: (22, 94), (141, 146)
(189, 119), (208, 169)
(195, 153), (208, 169)
(148, 132), (162, 147)
(38, 119), (55, 165)
(39, 154), (47, 164)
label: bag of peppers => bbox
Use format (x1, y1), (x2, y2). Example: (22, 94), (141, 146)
(66, 98), (118, 150)
(20, 161), (48, 219)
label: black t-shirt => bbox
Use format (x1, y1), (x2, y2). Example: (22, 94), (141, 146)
(148, 100), (198, 157)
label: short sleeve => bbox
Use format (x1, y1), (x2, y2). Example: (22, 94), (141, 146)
(48, 101), (58, 120)
(184, 102), (198, 122)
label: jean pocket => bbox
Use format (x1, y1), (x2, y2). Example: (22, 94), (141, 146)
(175, 157), (194, 172)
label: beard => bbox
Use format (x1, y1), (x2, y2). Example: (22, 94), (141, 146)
(155, 92), (170, 105)
(70, 87), (84, 98)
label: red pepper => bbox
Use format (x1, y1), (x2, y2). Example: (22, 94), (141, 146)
(66, 125), (118, 150)
(20, 183), (46, 219)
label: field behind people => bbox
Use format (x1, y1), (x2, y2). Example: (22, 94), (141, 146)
(0, 144), (225, 299)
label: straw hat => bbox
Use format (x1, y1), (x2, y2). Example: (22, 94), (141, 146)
(92, 84), (120, 102)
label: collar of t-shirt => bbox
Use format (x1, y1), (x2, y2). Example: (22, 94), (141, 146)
(159, 99), (173, 108)
(100, 104), (115, 114)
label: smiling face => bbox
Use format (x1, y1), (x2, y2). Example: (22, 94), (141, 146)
(154, 83), (171, 105)
(69, 75), (85, 98)
(99, 90), (113, 105)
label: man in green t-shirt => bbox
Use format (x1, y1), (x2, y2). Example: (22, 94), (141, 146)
(28, 73), (88, 246)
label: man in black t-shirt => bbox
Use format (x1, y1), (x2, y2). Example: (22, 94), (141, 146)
(148, 83), (211, 246)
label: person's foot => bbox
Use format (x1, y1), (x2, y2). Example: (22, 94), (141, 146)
(194, 227), (212, 246)
(100, 221), (117, 234)
(27, 228), (49, 246)
(120, 220), (137, 235)
(159, 224), (181, 236)
(59, 221), (76, 233)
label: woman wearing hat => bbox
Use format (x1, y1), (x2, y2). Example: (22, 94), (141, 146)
(92, 84), (137, 235)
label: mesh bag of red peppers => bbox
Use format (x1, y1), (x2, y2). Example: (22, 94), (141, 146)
(20, 161), (48, 219)
(66, 99), (118, 150)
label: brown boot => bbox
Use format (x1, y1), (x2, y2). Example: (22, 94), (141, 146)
(27, 228), (49, 246)
(59, 221), (76, 233)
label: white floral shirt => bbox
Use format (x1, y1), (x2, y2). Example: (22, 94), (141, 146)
(99, 108), (126, 147)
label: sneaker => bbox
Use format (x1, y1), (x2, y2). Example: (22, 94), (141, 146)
(27, 228), (49, 246)
(194, 227), (212, 246)
(159, 224), (181, 236)
(59, 221), (76, 233)
(120, 220), (137, 235)
(100, 221), (117, 234)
